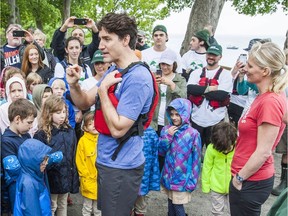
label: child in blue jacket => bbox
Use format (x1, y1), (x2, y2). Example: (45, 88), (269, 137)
(14, 139), (62, 216)
(159, 98), (202, 216)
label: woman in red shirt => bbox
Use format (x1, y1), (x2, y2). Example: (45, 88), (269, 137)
(229, 42), (288, 216)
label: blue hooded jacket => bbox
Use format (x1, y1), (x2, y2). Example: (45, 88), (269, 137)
(159, 98), (202, 192)
(13, 139), (52, 216)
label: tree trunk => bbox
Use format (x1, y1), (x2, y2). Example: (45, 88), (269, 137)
(180, 0), (225, 55)
(62, 0), (71, 24)
(8, 0), (16, 24)
(284, 29), (288, 49)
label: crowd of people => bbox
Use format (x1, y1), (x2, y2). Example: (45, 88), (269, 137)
(1, 12), (288, 216)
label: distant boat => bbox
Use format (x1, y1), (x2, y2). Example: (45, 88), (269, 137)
(227, 45), (239, 50)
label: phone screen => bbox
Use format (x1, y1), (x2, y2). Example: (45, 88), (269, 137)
(74, 18), (88, 25)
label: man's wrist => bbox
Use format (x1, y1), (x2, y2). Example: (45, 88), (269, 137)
(69, 82), (80, 90)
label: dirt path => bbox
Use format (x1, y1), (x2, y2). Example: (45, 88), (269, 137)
(68, 153), (282, 216)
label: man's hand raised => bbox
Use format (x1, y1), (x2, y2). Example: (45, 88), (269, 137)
(66, 64), (82, 87)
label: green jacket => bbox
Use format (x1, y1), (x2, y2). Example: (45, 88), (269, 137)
(267, 188), (287, 216)
(150, 73), (187, 131)
(202, 144), (235, 194)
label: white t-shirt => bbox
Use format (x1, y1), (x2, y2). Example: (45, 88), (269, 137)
(181, 50), (207, 72)
(158, 84), (168, 126)
(142, 47), (182, 73)
(187, 66), (233, 127)
(54, 62), (92, 87)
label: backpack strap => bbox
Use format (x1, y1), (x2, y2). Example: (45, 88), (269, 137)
(111, 61), (156, 161)
(200, 67), (206, 78)
(213, 67), (223, 80)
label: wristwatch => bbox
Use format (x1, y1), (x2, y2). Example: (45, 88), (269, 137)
(236, 173), (244, 183)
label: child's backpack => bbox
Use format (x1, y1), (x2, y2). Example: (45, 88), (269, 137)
(94, 61), (159, 160)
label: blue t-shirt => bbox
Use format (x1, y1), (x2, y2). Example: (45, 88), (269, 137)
(96, 63), (153, 169)
(3, 45), (21, 69)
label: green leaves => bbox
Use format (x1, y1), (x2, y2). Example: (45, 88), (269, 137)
(231, 0), (287, 15)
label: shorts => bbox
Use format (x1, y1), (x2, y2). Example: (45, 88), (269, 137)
(161, 185), (192, 205)
(276, 125), (287, 154)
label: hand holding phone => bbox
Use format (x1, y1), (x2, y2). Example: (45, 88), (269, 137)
(12, 30), (25, 37)
(74, 18), (88, 25)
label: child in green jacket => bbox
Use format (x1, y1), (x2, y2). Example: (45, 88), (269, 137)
(202, 122), (237, 215)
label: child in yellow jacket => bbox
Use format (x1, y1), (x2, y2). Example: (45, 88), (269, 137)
(76, 111), (101, 216)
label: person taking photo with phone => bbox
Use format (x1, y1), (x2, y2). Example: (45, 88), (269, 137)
(50, 16), (100, 71)
(0, 24), (44, 72)
(151, 49), (187, 172)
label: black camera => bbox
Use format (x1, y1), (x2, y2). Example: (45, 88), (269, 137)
(12, 30), (25, 37)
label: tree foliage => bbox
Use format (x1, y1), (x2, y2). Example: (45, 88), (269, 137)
(231, 0), (287, 15)
(0, 0), (169, 46)
(1, 0), (286, 47)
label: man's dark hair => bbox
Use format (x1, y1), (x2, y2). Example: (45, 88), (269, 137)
(211, 122), (237, 154)
(97, 13), (138, 50)
(8, 98), (37, 122)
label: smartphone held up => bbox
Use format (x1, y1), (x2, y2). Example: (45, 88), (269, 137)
(156, 69), (162, 77)
(74, 18), (88, 25)
(238, 54), (247, 65)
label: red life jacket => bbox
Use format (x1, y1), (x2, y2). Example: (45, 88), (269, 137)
(189, 67), (229, 109)
(94, 61), (159, 160)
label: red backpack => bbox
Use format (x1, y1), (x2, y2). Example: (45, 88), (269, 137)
(189, 67), (230, 109)
(94, 61), (159, 160)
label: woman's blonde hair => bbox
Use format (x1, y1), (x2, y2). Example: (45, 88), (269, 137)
(26, 73), (43, 91)
(249, 42), (288, 93)
(33, 29), (47, 44)
(39, 95), (69, 142)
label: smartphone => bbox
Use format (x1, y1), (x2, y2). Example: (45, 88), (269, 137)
(74, 18), (88, 25)
(137, 37), (143, 43)
(238, 54), (247, 65)
(12, 30), (25, 37)
(156, 69), (162, 77)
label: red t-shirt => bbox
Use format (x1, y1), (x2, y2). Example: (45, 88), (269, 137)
(231, 92), (286, 181)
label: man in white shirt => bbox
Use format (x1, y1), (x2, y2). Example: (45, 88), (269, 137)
(187, 44), (233, 147)
(142, 25), (182, 73)
(181, 29), (210, 81)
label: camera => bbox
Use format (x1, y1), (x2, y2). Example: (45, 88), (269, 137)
(12, 30), (25, 37)
(74, 18), (88, 25)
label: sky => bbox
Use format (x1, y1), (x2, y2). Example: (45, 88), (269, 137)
(155, 2), (288, 37)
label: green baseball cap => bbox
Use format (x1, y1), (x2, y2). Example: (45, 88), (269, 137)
(153, 25), (167, 34)
(91, 50), (104, 64)
(206, 44), (222, 56)
(194, 30), (210, 46)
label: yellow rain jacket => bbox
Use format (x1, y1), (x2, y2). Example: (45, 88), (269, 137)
(76, 132), (99, 199)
